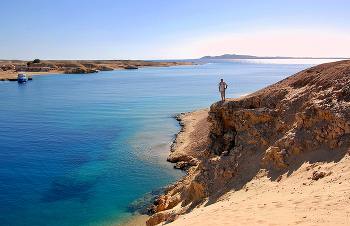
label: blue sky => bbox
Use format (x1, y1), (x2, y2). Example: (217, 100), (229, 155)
(1, 0), (350, 60)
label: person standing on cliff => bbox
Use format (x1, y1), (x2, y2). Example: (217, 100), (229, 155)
(218, 79), (228, 100)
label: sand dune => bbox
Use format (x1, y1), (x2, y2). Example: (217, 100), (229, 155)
(164, 155), (350, 226)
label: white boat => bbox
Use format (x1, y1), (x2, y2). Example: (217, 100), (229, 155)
(17, 73), (28, 83)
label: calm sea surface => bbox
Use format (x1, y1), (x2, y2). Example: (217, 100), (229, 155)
(0, 59), (341, 226)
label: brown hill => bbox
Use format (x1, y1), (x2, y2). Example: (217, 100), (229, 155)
(146, 60), (350, 225)
(0, 60), (201, 80)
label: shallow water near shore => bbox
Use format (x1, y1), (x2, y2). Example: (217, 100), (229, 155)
(0, 59), (341, 226)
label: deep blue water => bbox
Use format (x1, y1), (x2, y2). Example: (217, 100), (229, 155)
(0, 59), (337, 226)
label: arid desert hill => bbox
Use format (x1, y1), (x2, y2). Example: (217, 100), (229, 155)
(146, 60), (350, 225)
(0, 60), (200, 80)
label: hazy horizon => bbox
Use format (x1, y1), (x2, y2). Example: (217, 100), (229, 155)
(1, 0), (350, 60)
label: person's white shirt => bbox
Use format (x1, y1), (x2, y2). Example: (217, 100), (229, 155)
(218, 81), (227, 92)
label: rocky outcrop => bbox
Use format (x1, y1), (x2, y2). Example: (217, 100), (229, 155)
(207, 60), (350, 166)
(146, 60), (350, 226)
(124, 65), (138, 69)
(65, 67), (98, 74)
(167, 110), (210, 170)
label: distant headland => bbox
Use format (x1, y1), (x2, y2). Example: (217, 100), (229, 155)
(0, 59), (201, 81)
(201, 54), (350, 60)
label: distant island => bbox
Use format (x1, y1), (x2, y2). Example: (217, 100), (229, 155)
(201, 54), (349, 60)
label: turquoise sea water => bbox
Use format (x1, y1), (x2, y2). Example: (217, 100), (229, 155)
(0, 59), (340, 226)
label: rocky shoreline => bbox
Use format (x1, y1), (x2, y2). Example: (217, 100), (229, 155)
(146, 60), (350, 225)
(0, 60), (202, 81)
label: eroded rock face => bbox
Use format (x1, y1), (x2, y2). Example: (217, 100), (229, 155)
(146, 60), (350, 226)
(64, 67), (98, 74)
(208, 60), (350, 168)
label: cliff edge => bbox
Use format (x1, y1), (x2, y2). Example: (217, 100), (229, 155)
(147, 60), (350, 225)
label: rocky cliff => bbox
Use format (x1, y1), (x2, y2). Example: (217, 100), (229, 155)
(146, 60), (350, 226)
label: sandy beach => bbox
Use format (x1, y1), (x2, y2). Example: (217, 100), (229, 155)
(0, 70), (64, 80)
